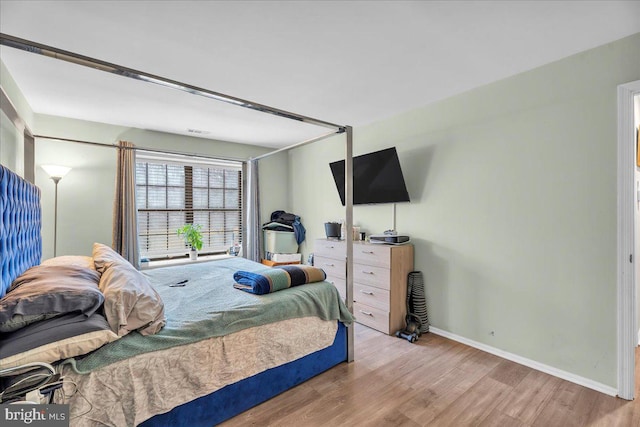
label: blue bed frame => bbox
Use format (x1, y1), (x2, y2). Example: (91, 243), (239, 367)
(0, 163), (348, 426)
(141, 323), (346, 427)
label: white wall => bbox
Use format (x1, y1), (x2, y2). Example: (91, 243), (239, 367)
(34, 114), (289, 259)
(289, 33), (640, 388)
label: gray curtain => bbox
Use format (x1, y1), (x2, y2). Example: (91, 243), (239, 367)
(113, 140), (140, 268)
(245, 159), (262, 262)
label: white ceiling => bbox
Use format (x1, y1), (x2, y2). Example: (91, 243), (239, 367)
(1, 0), (639, 148)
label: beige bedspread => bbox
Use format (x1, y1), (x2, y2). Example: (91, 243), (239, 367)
(55, 317), (337, 426)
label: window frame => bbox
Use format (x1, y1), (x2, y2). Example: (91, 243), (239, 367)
(135, 151), (243, 260)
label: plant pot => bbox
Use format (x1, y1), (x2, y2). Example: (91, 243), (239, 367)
(189, 249), (198, 261)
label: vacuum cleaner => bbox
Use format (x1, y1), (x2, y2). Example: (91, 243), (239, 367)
(395, 273), (423, 343)
(395, 313), (422, 343)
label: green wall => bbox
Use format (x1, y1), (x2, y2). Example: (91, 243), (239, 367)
(0, 109), (21, 174)
(0, 60), (34, 176)
(34, 114), (289, 259)
(290, 33), (640, 387)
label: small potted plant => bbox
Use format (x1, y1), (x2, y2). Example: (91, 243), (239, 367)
(177, 223), (203, 260)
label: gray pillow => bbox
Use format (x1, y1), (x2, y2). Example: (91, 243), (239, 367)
(0, 265), (103, 333)
(0, 312), (120, 368)
(93, 243), (166, 336)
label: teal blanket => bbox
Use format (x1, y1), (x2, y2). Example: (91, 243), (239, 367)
(66, 257), (353, 373)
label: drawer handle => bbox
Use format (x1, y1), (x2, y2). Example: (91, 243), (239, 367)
(325, 263), (335, 267)
(362, 250), (375, 254)
(329, 281), (335, 285)
(359, 310), (373, 316)
(362, 270), (374, 275)
(360, 290), (374, 295)
(328, 245), (334, 249)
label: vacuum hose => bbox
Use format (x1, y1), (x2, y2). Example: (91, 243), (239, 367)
(408, 271), (429, 334)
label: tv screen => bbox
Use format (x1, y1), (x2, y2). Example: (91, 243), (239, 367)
(330, 147), (410, 206)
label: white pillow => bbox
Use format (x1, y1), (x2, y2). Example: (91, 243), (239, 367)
(93, 243), (166, 336)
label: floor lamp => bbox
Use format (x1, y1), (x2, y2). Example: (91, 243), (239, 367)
(41, 165), (71, 257)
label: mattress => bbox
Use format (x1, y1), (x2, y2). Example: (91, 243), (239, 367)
(55, 316), (338, 426)
(68, 257), (352, 373)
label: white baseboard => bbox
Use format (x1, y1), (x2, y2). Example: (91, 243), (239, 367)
(428, 326), (618, 397)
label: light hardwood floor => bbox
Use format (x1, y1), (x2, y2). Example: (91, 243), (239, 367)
(222, 324), (640, 426)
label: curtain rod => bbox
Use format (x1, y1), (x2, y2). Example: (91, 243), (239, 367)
(33, 134), (248, 163)
(1, 32), (346, 132)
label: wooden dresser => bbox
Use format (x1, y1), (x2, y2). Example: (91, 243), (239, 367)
(314, 238), (414, 335)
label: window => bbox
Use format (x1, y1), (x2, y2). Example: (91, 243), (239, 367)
(136, 151), (243, 259)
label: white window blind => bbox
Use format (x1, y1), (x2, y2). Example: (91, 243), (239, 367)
(136, 151), (243, 259)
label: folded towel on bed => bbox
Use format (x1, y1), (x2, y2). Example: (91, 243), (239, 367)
(233, 265), (326, 295)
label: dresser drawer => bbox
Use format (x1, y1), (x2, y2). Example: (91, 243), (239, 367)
(326, 277), (346, 301)
(354, 283), (389, 311)
(314, 255), (346, 279)
(354, 302), (389, 333)
(353, 264), (390, 290)
(314, 239), (345, 259)
(353, 243), (390, 268)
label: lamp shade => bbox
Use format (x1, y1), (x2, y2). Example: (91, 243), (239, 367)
(41, 165), (71, 179)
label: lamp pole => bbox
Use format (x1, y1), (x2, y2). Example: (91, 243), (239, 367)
(51, 176), (61, 257)
(41, 165), (71, 258)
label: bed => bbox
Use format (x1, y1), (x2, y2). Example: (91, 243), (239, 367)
(0, 164), (353, 426)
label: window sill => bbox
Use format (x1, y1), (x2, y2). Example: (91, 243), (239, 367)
(141, 254), (235, 270)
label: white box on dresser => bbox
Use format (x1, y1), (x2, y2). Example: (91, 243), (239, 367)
(314, 238), (414, 335)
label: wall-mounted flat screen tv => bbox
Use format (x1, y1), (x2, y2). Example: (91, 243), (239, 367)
(330, 147), (410, 206)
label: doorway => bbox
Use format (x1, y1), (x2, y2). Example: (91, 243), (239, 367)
(618, 80), (640, 400)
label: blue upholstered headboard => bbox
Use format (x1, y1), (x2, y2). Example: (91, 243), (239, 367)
(0, 164), (42, 298)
